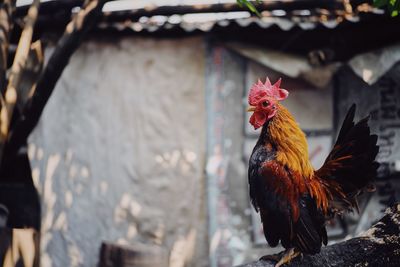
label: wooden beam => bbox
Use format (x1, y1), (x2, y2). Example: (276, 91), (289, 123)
(15, 0), (83, 17)
(16, 0), (349, 20)
(99, 242), (169, 267)
(101, 1), (345, 23)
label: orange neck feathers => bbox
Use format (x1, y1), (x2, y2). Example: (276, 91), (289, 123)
(267, 104), (331, 215)
(268, 104), (314, 179)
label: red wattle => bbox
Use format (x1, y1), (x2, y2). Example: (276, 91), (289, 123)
(250, 111), (267, 130)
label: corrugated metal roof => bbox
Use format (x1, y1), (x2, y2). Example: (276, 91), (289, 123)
(96, 2), (385, 33)
(15, 0), (389, 34)
(14, 0), (400, 63)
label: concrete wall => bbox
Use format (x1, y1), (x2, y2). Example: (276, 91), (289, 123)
(205, 45), (250, 267)
(28, 37), (208, 267)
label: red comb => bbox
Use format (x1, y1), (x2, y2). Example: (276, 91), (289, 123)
(248, 77), (288, 105)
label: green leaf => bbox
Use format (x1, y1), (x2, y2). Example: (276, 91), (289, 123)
(237, 0), (261, 17)
(245, 2), (257, 12)
(394, 0), (400, 14)
(373, 0), (400, 16)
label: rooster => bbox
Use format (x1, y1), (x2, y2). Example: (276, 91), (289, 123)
(247, 78), (379, 267)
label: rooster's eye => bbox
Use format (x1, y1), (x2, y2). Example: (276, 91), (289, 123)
(262, 101), (269, 107)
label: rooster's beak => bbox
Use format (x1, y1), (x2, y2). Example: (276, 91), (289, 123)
(247, 106), (256, 112)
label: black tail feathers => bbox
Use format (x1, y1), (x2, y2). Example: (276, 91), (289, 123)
(317, 104), (379, 214)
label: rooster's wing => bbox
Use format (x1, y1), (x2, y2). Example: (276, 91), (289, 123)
(249, 145), (327, 254)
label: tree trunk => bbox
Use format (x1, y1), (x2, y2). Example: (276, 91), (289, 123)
(6, 0), (111, 156)
(237, 204), (400, 267)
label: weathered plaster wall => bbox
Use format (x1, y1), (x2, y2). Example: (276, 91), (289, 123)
(205, 45), (250, 267)
(336, 62), (400, 176)
(28, 37), (208, 267)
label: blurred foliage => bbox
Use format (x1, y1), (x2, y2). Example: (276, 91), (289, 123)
(374, 0), (400, 16)
(237, 0), (400, 17)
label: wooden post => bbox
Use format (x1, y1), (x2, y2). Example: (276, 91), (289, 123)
(99, 242), (169, 267)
